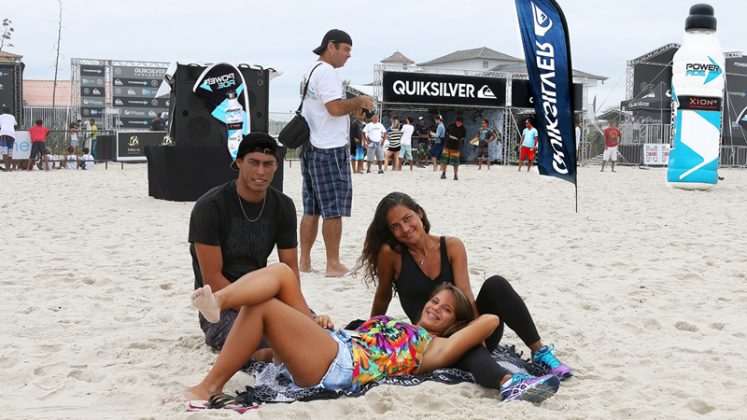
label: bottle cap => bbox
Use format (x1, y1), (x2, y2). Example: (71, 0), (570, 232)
(685, 3), (717, 31)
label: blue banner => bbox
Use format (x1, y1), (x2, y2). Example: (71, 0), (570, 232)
(515, 0), (576, 183)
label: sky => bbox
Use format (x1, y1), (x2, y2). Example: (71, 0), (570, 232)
(2, 0), (745, 115)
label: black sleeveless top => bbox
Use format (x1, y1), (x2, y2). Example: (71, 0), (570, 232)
(393, 236), (455, 323)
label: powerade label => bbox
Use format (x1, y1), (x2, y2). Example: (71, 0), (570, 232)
(684, 57), (723, 84)
(677, 95), (721, 111)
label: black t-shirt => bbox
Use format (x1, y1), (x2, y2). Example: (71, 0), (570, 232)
(188, 180), (298, 289)
(446, 123), (467, 149)
(150, 119), (165, 131)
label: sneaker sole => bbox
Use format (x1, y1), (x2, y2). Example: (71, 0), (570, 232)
(504, 376), (560, 403)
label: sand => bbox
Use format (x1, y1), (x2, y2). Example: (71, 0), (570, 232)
(4, 163), (747, 419)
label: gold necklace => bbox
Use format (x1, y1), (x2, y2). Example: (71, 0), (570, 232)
(237, 189), (266, 222)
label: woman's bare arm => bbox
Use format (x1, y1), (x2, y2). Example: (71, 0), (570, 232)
(419, 314), (500, 373)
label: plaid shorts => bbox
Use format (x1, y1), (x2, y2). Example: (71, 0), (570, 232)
(301, 144), (352, 218)
(0, 135), (14, 157)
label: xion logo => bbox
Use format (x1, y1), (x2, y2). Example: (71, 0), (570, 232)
(531, 2), (553, 37)
(199, 73), (236, 92)
(689, 97), (718, 107)
(685, 57), (722, 84)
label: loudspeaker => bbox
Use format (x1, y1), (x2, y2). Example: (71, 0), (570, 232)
(169, 64), (270, 146)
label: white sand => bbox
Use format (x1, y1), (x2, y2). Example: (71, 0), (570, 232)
(4, 163), (747, 419)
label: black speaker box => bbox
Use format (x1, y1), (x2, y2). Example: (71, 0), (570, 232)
(169, 64), (270, 146)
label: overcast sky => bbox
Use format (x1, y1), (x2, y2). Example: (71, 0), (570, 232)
(3, 0), (744, 114)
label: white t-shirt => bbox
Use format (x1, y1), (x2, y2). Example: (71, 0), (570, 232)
(65, 154), (78, 169)
(400, 124), (414, 146)
(363, 122), (386, 143)
(0, 113), (18, 138)
(81, 153), (95, 170)
(301, 62), (349, 149)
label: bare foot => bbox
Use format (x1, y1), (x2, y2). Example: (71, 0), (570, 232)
(184, 384), (216, 401)
(325, 263), (351, 278)
(191, 285), (221, 323)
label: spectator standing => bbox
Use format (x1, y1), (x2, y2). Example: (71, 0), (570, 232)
(430, 115), (445, 171)
(0, 107), (18, 171)
(150, 114), (165, 131)
(26, 119), (50, 171)
(349, 115), (365, 174)
(413, 116), (429, 168)
(601, 120), (621, 173)
(362, 114), (386, 174)
(518, 119), (538, 172)
(477, 119), (497, 170)
(89, 119), (99, 158)
(399, 117), (415, 171)
(440, 117), (466, 180)
(298, 29), (374, 277)
(384, 119), (401, 171)
(69, 122), (81, 150)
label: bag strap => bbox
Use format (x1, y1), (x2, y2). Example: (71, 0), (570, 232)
(297, 63), (324, 113)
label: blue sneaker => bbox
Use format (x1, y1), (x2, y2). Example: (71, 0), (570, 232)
(500, 373), (560, 402)
(532, 344), (573, 380)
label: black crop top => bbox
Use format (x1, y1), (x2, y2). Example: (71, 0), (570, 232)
(393, 236), (455, 323)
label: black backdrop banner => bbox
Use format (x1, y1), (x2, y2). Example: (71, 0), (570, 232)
(0, 65), (17, 114)
(511, 79), (583, 110)
(382, 71), (506, 107)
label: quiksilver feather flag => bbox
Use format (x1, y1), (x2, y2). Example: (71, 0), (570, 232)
(515, 0), (577, 185)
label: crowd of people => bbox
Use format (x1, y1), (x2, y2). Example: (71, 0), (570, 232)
(0, 112), (99, 172)
(183, 29), (573, 413)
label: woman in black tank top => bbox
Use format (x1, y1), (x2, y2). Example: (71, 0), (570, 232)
(356, 192), (573, 390)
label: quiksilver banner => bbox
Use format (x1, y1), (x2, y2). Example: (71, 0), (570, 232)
(515, 0), (576, 184)
(382, 71), (506, 107)
(193, 63), (250, 160)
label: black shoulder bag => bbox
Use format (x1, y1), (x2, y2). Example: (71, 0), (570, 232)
(278, 63), (323, 149)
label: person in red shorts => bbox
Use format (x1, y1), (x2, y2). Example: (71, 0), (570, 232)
(518, 119), (538, 172)
(27, 119), (50, 171)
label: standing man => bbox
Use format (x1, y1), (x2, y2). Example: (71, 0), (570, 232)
(150, 114), (165, 131)
(26, 119), (50, 171)
(430, 115), (445, 171)
(188, 132), (301, 351)
(601, 120), (621, 172)
(89, 119), (99, 158)
(362, 114), (386, 174)
(518, 118), (538, 172)
(299, 29), (374, 277)
(476, 119), (497, 170)
(413, 116), (429, 168)
(440, 116), (466, 180)
(0, 108), (17, 171)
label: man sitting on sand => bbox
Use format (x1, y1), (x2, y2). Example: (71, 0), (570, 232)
(188, 133), (315, 355)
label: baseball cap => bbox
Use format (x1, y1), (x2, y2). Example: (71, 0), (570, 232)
(313, 29), (353, 55)
(418, 116), (424, 120)
(230, 132), (279, 170)
(435, 114), (443, 121)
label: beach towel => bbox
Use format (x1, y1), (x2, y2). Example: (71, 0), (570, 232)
(234, 344), (545, 406)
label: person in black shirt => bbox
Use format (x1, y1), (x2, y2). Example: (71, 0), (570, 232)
(189, 132), (328, 355)
(440, 117), (466, 180)
(149, 114), (165, 131)
(356, 192), (573, 397)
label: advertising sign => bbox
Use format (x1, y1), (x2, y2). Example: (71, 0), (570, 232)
(382, 71), (506, 107)
(643, 143), (670, 165)
(0, 65), (16, 113)
(511, 79), (583, 110)
(112, 65), (168, 129)
(80, 65), (106, 120)
(116, 131), (169, 161)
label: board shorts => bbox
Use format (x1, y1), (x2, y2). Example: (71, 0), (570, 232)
(439, 146), (460, 166)
(366, 142), (384, 162)
(301, 144), (352, 219)
(0, 135), (14, 157)
(399, 144), (413, 161)
(429, 142), (443, 159)
(519, 146), (535, 161)
(603, 146), (618, 161)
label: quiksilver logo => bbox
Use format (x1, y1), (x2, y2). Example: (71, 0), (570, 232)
(532, 2), (553, 37)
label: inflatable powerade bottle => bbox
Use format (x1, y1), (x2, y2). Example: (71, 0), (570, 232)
(667, 4), (725, 189)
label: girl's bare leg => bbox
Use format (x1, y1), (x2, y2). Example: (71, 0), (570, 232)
(191, 263), (312, 323)
(185, 298), (337, 400)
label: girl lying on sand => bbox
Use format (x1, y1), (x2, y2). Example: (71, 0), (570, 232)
(185, 263), (560, 409)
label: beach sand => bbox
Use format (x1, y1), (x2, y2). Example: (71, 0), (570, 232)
(4, 163), (746, 419)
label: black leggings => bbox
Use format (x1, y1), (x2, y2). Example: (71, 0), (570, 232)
(451, 275), (541, 389)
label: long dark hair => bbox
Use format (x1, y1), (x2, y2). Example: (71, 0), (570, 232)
(356, 192), (431, 288)
(429, 283), (475, 337)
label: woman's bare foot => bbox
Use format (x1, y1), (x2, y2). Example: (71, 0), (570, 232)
(325, 263), (351, 278)
(184, 384), (217, 401)
(299, 257), (312, 273)
(191, 285), (221, 323)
